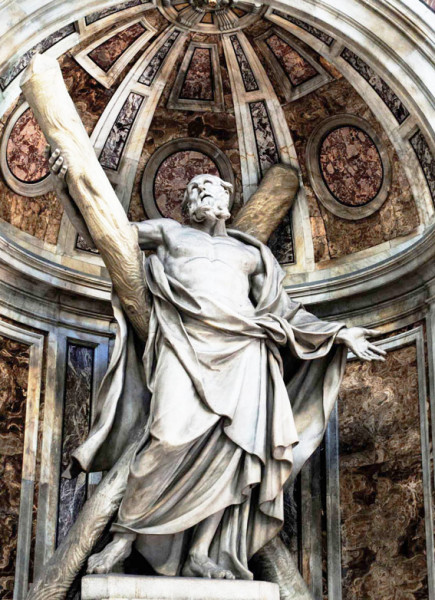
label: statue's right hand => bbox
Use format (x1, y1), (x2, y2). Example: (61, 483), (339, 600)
(48, 147), (68, 191)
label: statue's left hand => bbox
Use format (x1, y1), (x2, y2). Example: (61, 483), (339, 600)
(336, 327), (386, 361)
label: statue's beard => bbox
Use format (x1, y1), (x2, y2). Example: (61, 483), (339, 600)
(189, 199), (230, 223)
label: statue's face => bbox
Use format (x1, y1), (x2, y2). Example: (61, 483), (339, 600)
(184, 174), (232, 225)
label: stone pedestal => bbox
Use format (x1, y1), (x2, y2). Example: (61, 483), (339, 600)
(82, 574), (280, 600)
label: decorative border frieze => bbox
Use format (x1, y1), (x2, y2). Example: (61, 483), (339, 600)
(410, 129), (435, 206)
(74, 18), (157, 89)
(99, 92), (146, 170)
(167, 42), (224, 112)
(85, 0), (150, 25)
(0, 24), (76, 92)
(341, 47), (410, 125)
(270, 10), (334, 47)
(229, 34), (259, 92)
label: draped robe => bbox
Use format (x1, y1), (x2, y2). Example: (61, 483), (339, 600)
(66, 230), (347, 579)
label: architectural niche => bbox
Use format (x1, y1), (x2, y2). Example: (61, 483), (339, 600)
(306, 115), (392, 220)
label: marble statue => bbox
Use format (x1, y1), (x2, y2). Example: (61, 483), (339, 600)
(21, 53), (385, 599)
(52, 162), (385, 581)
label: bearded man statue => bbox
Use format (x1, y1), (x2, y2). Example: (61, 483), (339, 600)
(51, 159), (386, 582)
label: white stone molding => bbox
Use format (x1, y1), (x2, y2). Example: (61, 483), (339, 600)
(0, 101), (52, 197)
(73, 17), (157, 90)
(75, 1), (155, 38)
(167, 41), (224, 112)
(254, 25), (332, 103)
(57, 25), (188, 256)
(306, 114), (392, 220)
(222, 30), (314, 270)
(34, 328), (110, 579)
(0, 28), (80, 115)
(0, 321), (45, 600)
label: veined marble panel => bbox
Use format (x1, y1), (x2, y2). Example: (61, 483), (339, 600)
(410, 130), (435, 205)
(138, 31), (180, 86)
(88, 23), (147, 73)
(99, 92), (145, 170)
(268, 214), (294, 264)
(0, 25), (75, 91)
(85, 0), (149, 25)
(319, 125), (383, 207)
(229, 35), (259, 92)
(57, 343), (94, 546)
(265, 34), (317, 86)
(271, 11), (334, 46)
(249, 100), (280, 176)
(0, 337), (29, 599)
(180, 48), (213, 101)
(6, 108), (49, 184)
(339, 345), (430, 599)
(341, 48), (410, 125)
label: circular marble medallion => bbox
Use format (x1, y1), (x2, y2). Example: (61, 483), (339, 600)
(6, 108), (49, 183)
(319, 126), (383, 207)
(306, 115), (391, 220)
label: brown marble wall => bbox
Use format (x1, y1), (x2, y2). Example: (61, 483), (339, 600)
(128, 32), (243, 222)
(282, 76), (419, 262)
(0, 336), (30, 599)
(338, 346), (429, 599)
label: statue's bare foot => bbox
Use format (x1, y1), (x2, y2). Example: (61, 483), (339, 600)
(182, 553), (236, 580)
(87, 535), (134, 574)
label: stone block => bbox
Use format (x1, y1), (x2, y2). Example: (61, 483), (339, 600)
(82, 574), (280, 600)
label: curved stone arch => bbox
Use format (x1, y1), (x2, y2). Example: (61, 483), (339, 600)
(0, 0), (434, 302)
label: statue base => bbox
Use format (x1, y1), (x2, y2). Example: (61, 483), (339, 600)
(82, 574), (280, 600)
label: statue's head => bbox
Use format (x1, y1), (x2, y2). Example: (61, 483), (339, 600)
(182, 174), (232, 226)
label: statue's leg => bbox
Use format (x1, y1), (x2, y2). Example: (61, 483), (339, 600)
(87, 532), (136, 574)
(182, 510), (235, 580)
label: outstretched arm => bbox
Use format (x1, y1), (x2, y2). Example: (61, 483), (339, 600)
(251, 261), (385, 362)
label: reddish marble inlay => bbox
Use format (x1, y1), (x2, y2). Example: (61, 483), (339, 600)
(6, 108), (49, 183)
(201, 12), (213, 23)
(265, 34), (317, 86)
(319, 126), (383, 206)
(180, 48), (213, 101)
(88, 22), (146, 73)
(154, 150), (219, 223)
